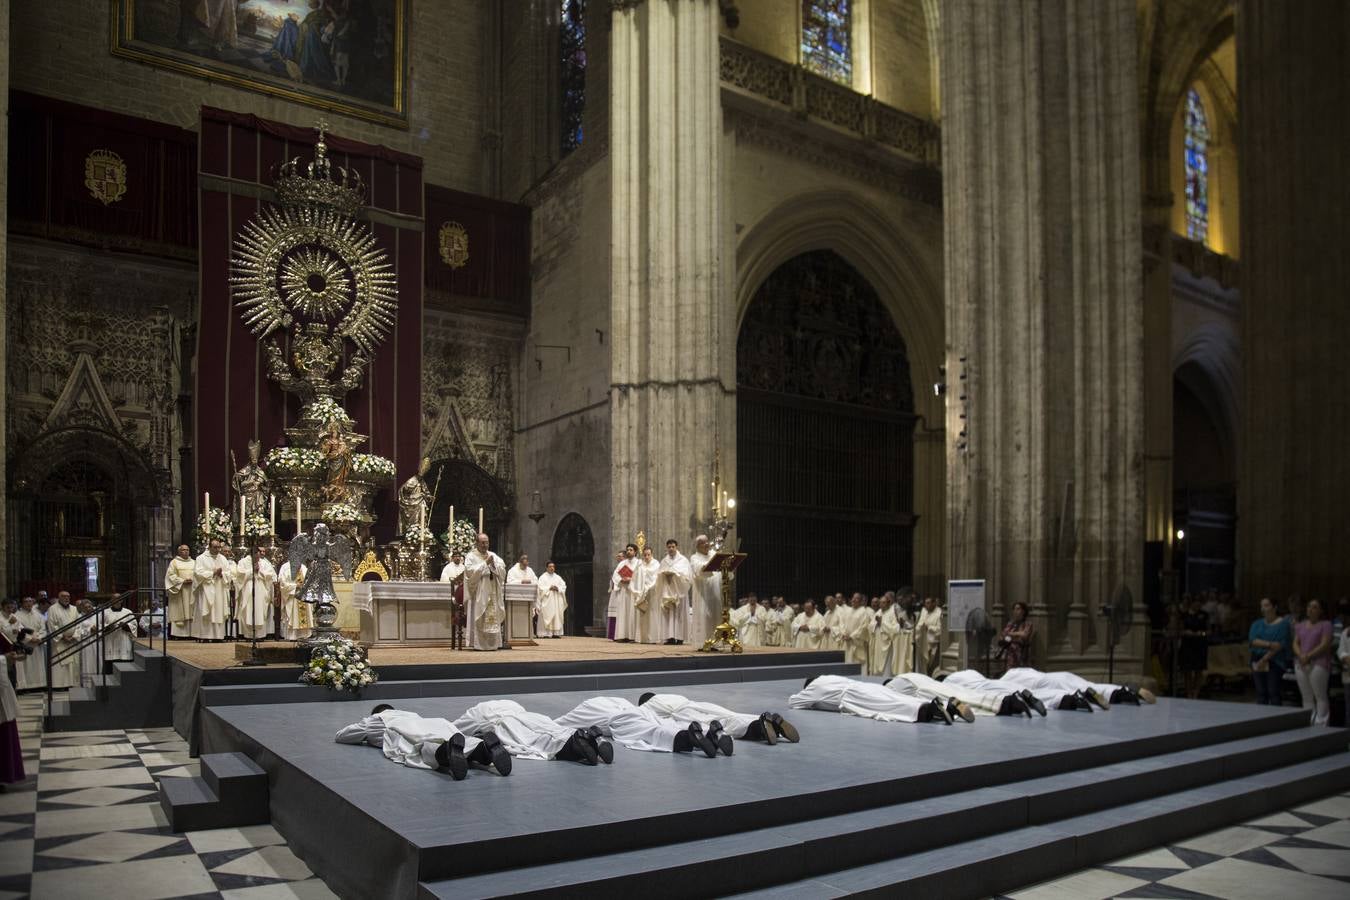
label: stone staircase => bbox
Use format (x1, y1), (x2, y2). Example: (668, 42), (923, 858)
(45, 644), (172, 732)
(416, 716), (1350, 900)
(159, 752), (270, 832)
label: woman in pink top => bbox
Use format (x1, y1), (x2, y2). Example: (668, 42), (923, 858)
(1293, 598), (1334, 726)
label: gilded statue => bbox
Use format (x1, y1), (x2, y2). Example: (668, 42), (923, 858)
(319, 419), (353, 504)
(398, 456), (433, 536)
(231, 439), (270, 516)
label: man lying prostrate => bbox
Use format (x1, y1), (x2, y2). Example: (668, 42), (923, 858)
(554, 696), (732, 757)
(1000, 667), (1156, 709)
(453, 699), (614, 766)
(335, 704), (512, 780)
(637, 692), (801, 745)
(790, 674), (955, 725)
(882, 671), (1033, 721)
(943, 669), (1091, 713)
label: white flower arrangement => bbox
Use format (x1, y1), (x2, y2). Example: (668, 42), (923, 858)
(302, 397), (352, 424)
(240, 512), (272, 539)
(403, 523), (437, 546)
(265, 446), (323, 474)
(322, 502), (363, 522)
(196, 508), (233, 550)
(350, 453), (396, 480)
(300, 637), (377, 693)
(443, 518), (478, 555)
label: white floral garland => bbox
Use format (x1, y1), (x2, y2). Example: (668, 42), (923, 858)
(322, 502), (362, 522)
(403, 523), (437, 545)
(302, 397), (352, 424)
(265, 446), (323, 473)
(350, 453), (396, 479)
(240, 512), (272, 539)
(196, 508), (234, 550)
(443, 518), (478, 555)
(300, 637), (377, 693)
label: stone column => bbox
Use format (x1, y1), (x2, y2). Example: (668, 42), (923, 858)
(0, 9), (10, 592)
(941, 1), (1144, 672)
(1238, 1), (1350, 602)
(609, 0), (727, 550)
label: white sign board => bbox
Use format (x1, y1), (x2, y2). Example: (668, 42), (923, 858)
(946, 580), (986, 635)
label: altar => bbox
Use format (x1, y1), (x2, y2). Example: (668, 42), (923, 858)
(355, 582), (455, 646)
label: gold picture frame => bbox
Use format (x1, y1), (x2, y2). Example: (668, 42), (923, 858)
(111, 0), (409, 129)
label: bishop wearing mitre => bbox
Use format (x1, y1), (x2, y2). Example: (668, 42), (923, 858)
(464, 533), (506, 651)
(277, 557), (310, 641)
(535, 561), (568, 638)
(164, 544), (196, 637)
(654, 540), (694, 644)
(193, 538), (233, 641)
(234, 547), (277, 639)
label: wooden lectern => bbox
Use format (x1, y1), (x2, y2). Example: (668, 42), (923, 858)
(698, 552), (748, 653)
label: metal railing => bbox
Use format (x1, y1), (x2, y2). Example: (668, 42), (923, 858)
(39, 588), (169, 727)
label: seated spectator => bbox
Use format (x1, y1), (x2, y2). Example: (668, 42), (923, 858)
(1248, 597), (1291, 706)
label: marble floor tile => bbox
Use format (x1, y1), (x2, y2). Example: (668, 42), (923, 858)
(187, 825), (288, 854)
(0, 821), (27, 838)
(29, 853), (217, 900)
(1007, 868), (1149, 900)
(1267, 846), (1350, 878)
(1174, 826), (1282, 857)
(0, 840), (34, 879)
(38, 766), (154, 792)
(41, 757), (142, 772)
(1245, 812), (1315, 829)
(0, 790), (37, 817)
(1295, 819), (1350, 849)
(1159, 858), (1347, 900)
(1293, 796), (1350, 820)
(220, 879), (338, 899)
(40, 785), (158, 807)
(35, 801), (168, 839)
(39, 742), (138, 761)
(38, 830), (186, 864)
(210, 846), (313, 882)
(150, 764), (200, 779)
(42, 734), (130, 746)
(138, 752), (194, 768)
(1105, 848), (1191, 871)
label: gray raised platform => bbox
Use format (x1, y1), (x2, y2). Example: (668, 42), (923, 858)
(197, 676), (1350, 899)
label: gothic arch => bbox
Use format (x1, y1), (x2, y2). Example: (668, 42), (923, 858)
(9, 425), (162, 505)
(1173, 323), (1240, 457)
(550, 512), (596, 635)
(426, 458), (511, 539)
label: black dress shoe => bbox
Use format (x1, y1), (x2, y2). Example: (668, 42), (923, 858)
(565, 729), (599, 765)
(434, 733), (469, 781)
(948, 698), (976, 723)
(1111, 688), (1140, 706)
(930, 697), (954, 725)
(707, 720), (734, 756)
(1072, 691), (1095, 713)
(1083, 689), (1109, 711)
(1019, 690), (1048, 717)
(592, 734), (614, 764)
(472, 730), (513, 775)
(686, 722), (718, 758)
(754, 713), (779, 745)
(768, 713), (799, 743)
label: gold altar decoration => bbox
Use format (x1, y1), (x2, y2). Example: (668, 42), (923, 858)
(636, 531), (647, 554)
(700, 553), (748, 654)
(84, 149), (127, 205)
(353, 550), (390, 582)
(438, 221), (469, 268)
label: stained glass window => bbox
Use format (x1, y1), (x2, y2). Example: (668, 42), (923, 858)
(560, 0), (587, 156)
(801, 0), (852, 85)
(1183, 88), (1210, 242)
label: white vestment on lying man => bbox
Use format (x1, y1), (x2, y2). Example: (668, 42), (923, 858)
(554, 696), (683, 752)
(453, 699), (575, 760)
(642, 693), (758, 739)
(1000, 667), (1121, 700)
(885, 671), (1008, 716)
(789, 674), (928, 723)
(335, 709), (481, 769)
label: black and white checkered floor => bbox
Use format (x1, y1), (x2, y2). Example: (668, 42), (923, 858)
(2, 693), (1347, 899)
(0, 694), (332, 899)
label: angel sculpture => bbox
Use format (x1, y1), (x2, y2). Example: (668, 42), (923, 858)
(287, 523), (353, 635)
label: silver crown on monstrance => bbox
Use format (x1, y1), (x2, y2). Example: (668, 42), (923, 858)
(272, 119), (365, 218)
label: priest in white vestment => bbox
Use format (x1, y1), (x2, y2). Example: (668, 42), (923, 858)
(439, 551), (465, 585)
(74, 600), (101, 687)
(820, 595), (844, 651)
(869, 595), (902, 676)
(277, 560), (310, 641)
(554, 696), (728, 757)
(631, 547), (661, 643)
(763, 598), (784, 647)
(790, 674), (950, 725)
(792, 600), (826, 649)
(608, 544), (640, 642)
(655, 540), (693, 644)
(915, 596), (943, 675)
(535, 562), (568, 638)
(464, 533), (507, 651)
(234, 548), (276, 639)
(639, 692), (800, 745)
(164, 544), (196, 638)
(193, 539), (233, 641)
(453, 699), (612, 765)
(45, 592), (81, 689)
(688, 536), (722, 648)
(506, 556), (537, 587)
(730, 596), (766, 647)
(12, 597), (47, 691)
(100, 596), (139, 662)
(838, 595), (872, 668)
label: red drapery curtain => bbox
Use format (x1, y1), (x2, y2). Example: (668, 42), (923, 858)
(194, 107), (423, 540)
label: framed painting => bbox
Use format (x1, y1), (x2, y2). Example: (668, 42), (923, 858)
(112, 1), (409, 129)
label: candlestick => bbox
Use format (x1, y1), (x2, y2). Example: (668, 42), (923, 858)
(721, 490), (727, 514)
(478, 507), (484, 535)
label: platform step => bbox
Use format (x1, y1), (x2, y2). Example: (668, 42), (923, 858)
(416, 726), (1348, 899)
(160, 752), (269, 832)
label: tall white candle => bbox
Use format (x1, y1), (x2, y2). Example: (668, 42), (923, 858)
(269, 494), (276, 535)
(478, 507), (484, 535)
(204, 492), (210, 519)
(296, 496), (303, 537)
(239, 495), (246, 537)
(449, 505), (454, 531)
